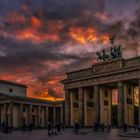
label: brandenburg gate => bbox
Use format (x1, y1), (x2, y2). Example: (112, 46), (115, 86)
(62, 41), (140, 127)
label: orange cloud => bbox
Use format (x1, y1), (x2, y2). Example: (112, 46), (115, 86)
(0, 71), (64, 101)
(31, 16), (41, 29)
(69, 27), (109, 44)
(15, 28), (59, 43)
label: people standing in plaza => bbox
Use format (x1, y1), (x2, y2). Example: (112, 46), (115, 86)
(53, 123), (57, 135)
(74, 121), (79, 134)
(106, 124), (111, 132)
(123, 123), (127, 132)
(1, 121), (6, 133)
(94, 122), (98, 132)
(48, 122), (52, 136)
(101, 123), (105, 132)
(29, 123), (33, 132)
(56, 123), (61, 133)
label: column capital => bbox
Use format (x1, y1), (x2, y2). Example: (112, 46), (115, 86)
(118, 81), (124, 86)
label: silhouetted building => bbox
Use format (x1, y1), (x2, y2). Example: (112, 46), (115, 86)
(62, 56), (140, 127)
(0, 80), (64, 129)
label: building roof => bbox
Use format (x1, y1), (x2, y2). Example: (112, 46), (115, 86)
(0, 92), (64, 105)
(0, 79), (27, 88)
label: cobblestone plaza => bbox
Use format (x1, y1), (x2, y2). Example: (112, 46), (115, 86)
(0, 129), (139, 140)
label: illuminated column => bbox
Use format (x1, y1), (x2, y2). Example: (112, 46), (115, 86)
(70, 90), (73, 126)
(118, 82), (125, 127)
(94, 85), (100, 123)
(65, 90), (70, 126)
(138, 80), (140, 125)
(9, 103), (13, 127)
(78, 88), (84, 126)
(83, 88), (87, 126)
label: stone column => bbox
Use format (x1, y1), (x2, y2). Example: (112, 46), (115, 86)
(45, 107), (48, 127)
(94, 85), (100, 123)
(9, 103), (13, 127)
(78, 88), (84, 126)
(20, 104), (23, 127)
(29, 105), (32, 124)
(65, 90), (70, 126)
(38, 106), (41, 127)
(53, 107), (56, 125)
(83, 88), (87, 126)
(4, 104), (7, 122)
(0, 105), (1, 123)
(60, 106), (63, 124)
(138, 80), (140, 125)
(70, 90), (73, 126)
(118, 82), (125, 127)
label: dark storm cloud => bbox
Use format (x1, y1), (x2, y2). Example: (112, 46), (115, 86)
(127, 8), (140, 38)
(0, 0), (139, 99)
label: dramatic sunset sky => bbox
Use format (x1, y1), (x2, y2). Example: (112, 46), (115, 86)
(0, 0), (140, 101)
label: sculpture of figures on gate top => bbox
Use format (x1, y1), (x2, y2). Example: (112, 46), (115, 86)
(96, 37), (122, 62)
(111, 45), (122, 59)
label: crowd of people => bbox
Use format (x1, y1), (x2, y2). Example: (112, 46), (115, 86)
(48, 122), (65, 136)
(0, 120), (130, 135)
(93, 121), (111, 132)
(0, 121), (12, 133)
(22, 123), (33, 132)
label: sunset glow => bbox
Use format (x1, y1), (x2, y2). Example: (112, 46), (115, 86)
(0, 0), (140, 101)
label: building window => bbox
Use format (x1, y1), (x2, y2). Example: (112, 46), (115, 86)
(23, 107), (26, 112)
(75, 93), (78, 101)
(32, 108), (34, 112)
(73, 103), (78, 108)
(87, 102), (94, 107)
(89, 92), (93, 99)
(9, 88), (13, 93)
(127, 98), (132, 104)
(104, 100), (109, 106)
(104, 90), (108, 97)
(128, 87), (131, 95)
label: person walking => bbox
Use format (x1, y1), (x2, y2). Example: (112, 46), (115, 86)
(74, 121), (79, 134)
(48, 122), (52, 136)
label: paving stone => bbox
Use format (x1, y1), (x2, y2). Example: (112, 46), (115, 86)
(0, 128), (139, 140)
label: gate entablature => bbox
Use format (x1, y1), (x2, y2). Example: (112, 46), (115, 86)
(63, 56), (140, 85)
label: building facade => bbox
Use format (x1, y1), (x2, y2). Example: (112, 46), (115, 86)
(62, 57), (140, 127)
(0, 80), (64, 129)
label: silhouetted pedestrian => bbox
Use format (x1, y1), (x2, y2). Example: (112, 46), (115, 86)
(74, 121), (79, 134)
(101, 123), (105, 132)
(48, 122), (52, 136)
(106, 124), (111, 132)
(123, 123), (127, 132)
(56, 123), (61, 133)
(62, 122), (65, 131)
